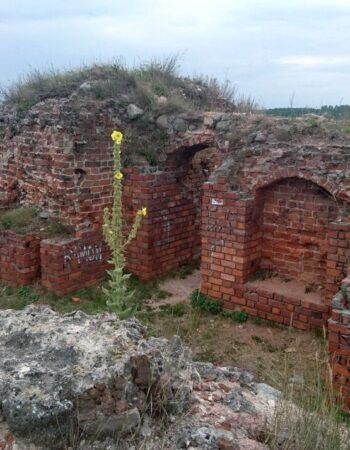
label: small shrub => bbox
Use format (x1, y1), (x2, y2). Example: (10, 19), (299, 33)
(190, 289), (223, 314)
(159, 302), (187, 317)
(46, 220), (73, 237)
(222, 309), (248, 323)
(253, 316), (263, 325)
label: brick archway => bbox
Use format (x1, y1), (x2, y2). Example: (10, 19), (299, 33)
(201, 173), (349, 330)
(255, 177), (343, 290)
(251, 169), (343, 202)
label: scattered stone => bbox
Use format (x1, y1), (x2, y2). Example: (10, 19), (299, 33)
(156, 114), (169, 129)
(39, 210), (49, 219)
(247, 132), (257, 143)
(216, 120), (231, 131)
(254, 383), (281, 401)
(126, 104), (144, 120)
(155, 95), (168, 106)
(274, 125), (292, 141)
(254, 132), (267, 143)
(225, 388), (257, 413)
(172, 118), (188, 132)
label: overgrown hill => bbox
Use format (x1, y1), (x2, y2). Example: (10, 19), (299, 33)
(0, 57), (255, 115)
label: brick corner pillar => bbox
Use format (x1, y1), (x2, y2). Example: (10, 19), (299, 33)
(201, 178), (261, 309)
(0, 230), (41, 286)
(326, 222), (350, 306)
(328, 275), (350, 411)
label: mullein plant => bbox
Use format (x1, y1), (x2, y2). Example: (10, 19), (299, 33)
(103, 130), (147, 319)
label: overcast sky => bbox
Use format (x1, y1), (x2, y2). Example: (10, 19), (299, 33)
(1, 0), (349, 107)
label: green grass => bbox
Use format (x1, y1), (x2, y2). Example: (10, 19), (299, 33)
(0, 274), (170, 315)
(0, 206), (73, 236)
(190, 289), (223, 314)
(0, 207), (38, 232)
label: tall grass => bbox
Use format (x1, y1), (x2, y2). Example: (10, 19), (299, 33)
(267, 331), (350, 450)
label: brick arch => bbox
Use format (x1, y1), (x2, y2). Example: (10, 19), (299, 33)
(251, 170), (344, 203)
(164, 132), (218, 170)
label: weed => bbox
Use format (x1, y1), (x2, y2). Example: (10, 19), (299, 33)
(46, 221), (73, 237)
(159, 302), (187, 317)
(305, 282), (320, 294)
(222, 309), (248, 323)
(253, 316), (263, 325)
(190, 289), (223, 314)
(193, 349), (216, 363)
(249, 268), (274, 282)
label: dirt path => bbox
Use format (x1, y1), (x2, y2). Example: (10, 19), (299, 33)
(148, 270), (200, 308)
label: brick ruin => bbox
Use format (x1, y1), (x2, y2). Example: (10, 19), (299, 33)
(1, 98), (350, 407)
(202, 143), (349, 330)
(0, 97), (225, 292)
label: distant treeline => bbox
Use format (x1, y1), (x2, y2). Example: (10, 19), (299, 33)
(265, 105), (350, 118)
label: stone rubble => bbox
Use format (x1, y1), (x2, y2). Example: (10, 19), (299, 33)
(0, 306), (281, 449)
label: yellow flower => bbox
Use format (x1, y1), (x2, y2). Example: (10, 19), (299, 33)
(138, 207), (147, 217)
(111, 130), (123, 144)
(114, 171), (123, 180)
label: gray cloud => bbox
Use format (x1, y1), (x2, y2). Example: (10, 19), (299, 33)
(0, 0), (349, 107)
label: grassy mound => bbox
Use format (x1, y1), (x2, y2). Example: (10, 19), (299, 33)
(0, 56), (255, 113)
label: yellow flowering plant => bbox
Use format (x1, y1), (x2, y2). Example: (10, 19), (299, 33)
(103, 130), (147, 319)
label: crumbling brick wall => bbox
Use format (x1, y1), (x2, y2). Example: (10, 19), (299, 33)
(0, 98), (223, 290)
(202, 143), (350, 329)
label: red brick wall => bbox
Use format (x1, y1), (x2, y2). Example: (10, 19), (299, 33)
(125, 170), (198, 280)
(40, 232), (110, 295)
(39, 153), (219, 293)
(0, 231), (40, 286)
(259, 177), (339, 284)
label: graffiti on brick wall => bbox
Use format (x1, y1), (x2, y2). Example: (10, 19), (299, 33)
(207, 211), (236, 234)
(63, 243), (103, 267)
